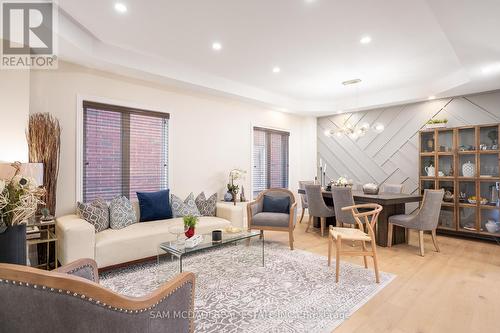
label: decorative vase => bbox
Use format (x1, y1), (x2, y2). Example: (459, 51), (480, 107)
(424, 165), (435, 177)
(240, 186), (246, 202)
(443, 190), (454, 202)
(224, 191), (233, 202)
(485, 220), (500, 233)
(185, 226), (195, 238)
(0, 224), (27, 265)
(462, 161), (475, 177)
(426, 138), (434, 152)
(362, 183), (379, 195)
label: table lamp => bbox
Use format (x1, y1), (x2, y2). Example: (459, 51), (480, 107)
(0, 162), (44, 186)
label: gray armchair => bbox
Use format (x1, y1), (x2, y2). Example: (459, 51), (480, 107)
(0, 258), (195, 333)
(388, 189), (444, 256)
(247, 188), (297, 250)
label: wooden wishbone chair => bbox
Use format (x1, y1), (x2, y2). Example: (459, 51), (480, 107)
(328, 203), (383, 283)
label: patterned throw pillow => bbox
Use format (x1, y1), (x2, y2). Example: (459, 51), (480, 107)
(195, 192), (217, 216)
(171, 193), (201, 218)
(77, 198), (109, 232)
(109, 196), (137, 230)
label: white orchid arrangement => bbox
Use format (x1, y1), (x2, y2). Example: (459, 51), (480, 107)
(0, 162), (45, 231)
(330, 176), (353, 187)
(227, 168), (246, 194)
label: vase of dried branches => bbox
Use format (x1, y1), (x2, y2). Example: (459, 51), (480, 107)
(26, 113), (61, 216)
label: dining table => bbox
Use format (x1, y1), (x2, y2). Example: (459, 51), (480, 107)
(297, 188), (423, 247)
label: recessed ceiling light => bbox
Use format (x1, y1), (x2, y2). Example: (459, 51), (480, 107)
(360, 36), (372, 44)
(272, 66), (281, 73)
(212, 42), (222, 51)
(114, 3), (127, 13)
(428, 96), (436, 100)
(342, 78), (361, 85)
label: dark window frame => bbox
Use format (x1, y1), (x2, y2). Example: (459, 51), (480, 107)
(82, 101), (169, 202)
(252, 127), (290, 198)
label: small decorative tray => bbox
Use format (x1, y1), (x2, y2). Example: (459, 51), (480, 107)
(224, 227), (242, 234)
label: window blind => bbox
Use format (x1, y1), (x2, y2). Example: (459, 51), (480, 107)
(252, 127), (289, 198)
(82, 101), (169, 202)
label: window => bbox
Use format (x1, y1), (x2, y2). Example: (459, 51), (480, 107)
(82, 101), (169, 202)
(252, 127), (289, 198)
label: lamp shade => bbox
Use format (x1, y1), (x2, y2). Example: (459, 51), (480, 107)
(0, 163), (44, 186)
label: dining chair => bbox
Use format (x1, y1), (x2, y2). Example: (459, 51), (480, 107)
(304, 184), (335, 236)
(387, 189), (444, 256)
(298, 181), (315, 223)
(382, 183), (404, 194)
(328, 203), (383, 283)
(331, 187), (356, 227)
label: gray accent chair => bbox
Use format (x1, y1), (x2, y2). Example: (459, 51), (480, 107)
(382, 183), (404, 194)
(304, 184), (335, 236)
(0, 258), (195, 333)
(298, 181), (315, 223)
(247, 188), (297, 250)
(388, 189), (444, 256)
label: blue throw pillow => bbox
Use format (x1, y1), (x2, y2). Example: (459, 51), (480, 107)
(136, 189), (173, 222)
(262, 195), (290, 214)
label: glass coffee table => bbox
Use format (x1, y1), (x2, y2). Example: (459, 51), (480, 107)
(158, 230), (264, 274)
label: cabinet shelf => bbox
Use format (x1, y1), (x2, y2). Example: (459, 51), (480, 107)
(420, 123), (500, 242)
(478, 150), (500, 154)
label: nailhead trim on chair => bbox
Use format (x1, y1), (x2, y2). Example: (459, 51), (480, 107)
(66, 263), (96, 282)
(1, 278), (194, 313)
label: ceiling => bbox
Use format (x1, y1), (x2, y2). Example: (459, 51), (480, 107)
(56, 0), (500, 115)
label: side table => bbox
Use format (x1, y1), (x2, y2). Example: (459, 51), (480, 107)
(216, 201), (249, 229)
(26, 218), (58, 270)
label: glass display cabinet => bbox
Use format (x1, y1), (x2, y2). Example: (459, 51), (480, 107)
(420, 124), (500, 241)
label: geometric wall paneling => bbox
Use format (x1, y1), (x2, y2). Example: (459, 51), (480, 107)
(318, 90), (500, 214)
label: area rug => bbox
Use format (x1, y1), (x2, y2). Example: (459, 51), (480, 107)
(100, 241), (395, 333)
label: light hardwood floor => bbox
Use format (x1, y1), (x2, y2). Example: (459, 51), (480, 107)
(264, 218), (500, 333)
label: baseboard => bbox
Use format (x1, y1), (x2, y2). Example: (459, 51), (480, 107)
(98, 255), (160, 273)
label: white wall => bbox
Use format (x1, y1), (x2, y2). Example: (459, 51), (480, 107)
(0, 69), (30, 162)
(29, 62), (317, 216)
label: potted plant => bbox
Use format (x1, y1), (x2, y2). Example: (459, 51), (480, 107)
(183, 215), (198, 238)
(0, 162), (45, 264)
(425, 118), (448, 129)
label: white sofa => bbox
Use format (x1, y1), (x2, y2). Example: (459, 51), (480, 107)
(56, 202), (237, 268)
